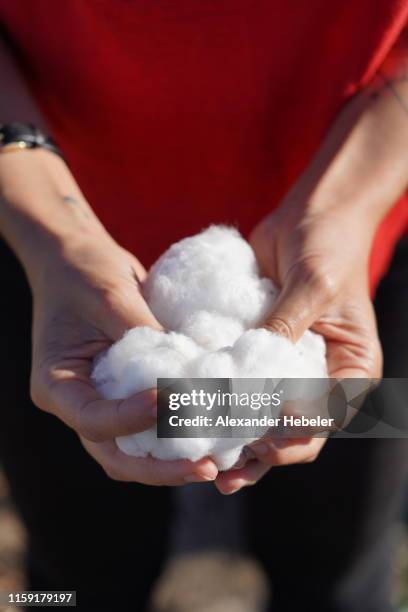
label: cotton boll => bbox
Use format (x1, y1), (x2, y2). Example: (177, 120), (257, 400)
(201, 273), (275, 329)
(151, 437), (213, 463)
(211, 445), (246, 471)
(189, 347), (237, 378)
(147, 268), (275, 331)
(116, 428), (157, 458)
(92, 327), (203, 399)
(152, 225), (260, 284)
(144, 226), (277, 330)
(120, 350), (185, 397)
(92, 326), (160, 392)
(231, 328), (328, 379)
(117, 428), (245, 471)
(179, 311), (244, 350)
(117, 428), (214, 463)
(117, 427), (213, 464)
(230, 329), (296, 378)
(197, 225), (258, 274)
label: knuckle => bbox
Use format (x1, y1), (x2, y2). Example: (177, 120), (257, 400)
(296, 261), (337, 303)
(304, 452), (319, 464)
(102, 457), (127, 482)
(267, 445), (287, 466)
(29, 381), (43, 408)
(103, 465), (126, 482)
(264, 318), (296, 342)
(114, 398), (149, 436)
(29, 373), (51, 413)
(77, 409), (105, 443)
(100, 285), (134, 316)
(79, 425), (105, 443)
(272, 453), (289, 467)
(308, 270), (337, 302)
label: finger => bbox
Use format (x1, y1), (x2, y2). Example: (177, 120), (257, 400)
(263, 265), (335, 342)
(326, 338), (383, 379)
(81, 438), (218, 486)
(47, 380), (158, 442)
(248, 436), (326, 466)
(215, 459), (271, 495)
(104, 290), (164, 341)
(216, 438), (326, 494)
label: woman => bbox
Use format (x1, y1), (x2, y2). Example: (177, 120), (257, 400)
(0, 2), (407, 610)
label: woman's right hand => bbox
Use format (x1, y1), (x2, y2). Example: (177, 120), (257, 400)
(0, 149), (218, 486)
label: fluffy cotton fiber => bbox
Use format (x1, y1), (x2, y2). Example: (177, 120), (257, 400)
(92, 226), (327, 470)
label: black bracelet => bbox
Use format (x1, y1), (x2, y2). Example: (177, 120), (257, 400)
(0, 122), (65, 161)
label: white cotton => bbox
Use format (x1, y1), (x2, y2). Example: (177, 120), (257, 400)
(189, 347), (237, 379)
(92, 328), (203, 400)
(144, 225), (278, 330)
(92, 226), (328, 470)
(179, 311), (244, 351)
(117, 428), (213, 464)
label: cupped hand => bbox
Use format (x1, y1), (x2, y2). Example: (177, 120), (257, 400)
(215, 201), (382, 494)
(29, 231), (218, 485)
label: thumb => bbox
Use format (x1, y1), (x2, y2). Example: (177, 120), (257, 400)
(263, 267), (335, 342)
(104, 290), (163, 341)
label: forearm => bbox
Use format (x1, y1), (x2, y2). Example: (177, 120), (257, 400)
(290, 64), (408, 235)
(0, 149), (108, 285)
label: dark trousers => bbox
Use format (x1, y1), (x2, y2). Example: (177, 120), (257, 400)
(0, 237), (407, 612)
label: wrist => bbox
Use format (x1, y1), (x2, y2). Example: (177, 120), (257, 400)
(285, 162), (389, 249)
(303, 166), (401, 230)
(23, 214), (112, 292)
(304, 192), (380, 239)
(0, 121), (64, 161)
(0, 148), (109, 286)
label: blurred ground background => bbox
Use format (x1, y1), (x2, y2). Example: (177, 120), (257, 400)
(0, 466), (407, 612)
(0, 471), (25, 595)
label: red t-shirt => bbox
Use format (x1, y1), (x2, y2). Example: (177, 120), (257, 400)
(1, 1), (407, 292)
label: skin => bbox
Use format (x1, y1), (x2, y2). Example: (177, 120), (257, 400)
(215, 72), (408, 494)
(0, 149), (218, 485)
(0, 40), (407, 491)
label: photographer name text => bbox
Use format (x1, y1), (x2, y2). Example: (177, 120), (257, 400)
(167, 415), (335, 428)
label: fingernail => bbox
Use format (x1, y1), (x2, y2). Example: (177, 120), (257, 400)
(230, 450), (247, 469)
(243, 446), (257, 460)
(251, 442), (270, 456)
(200, 462), (219, 481)
(201, 467), (218, 481)
(184, 473), (215, 483)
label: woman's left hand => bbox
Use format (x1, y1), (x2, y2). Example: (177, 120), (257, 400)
(214, 197), (382, 493)
(213, 66), (408, 493)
